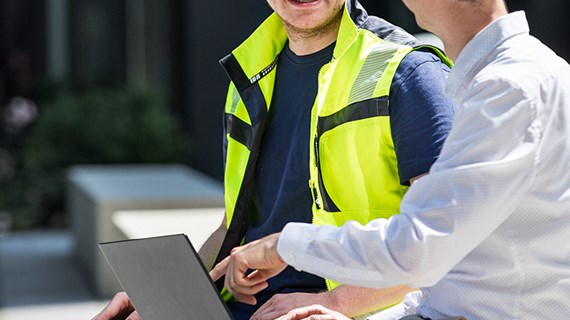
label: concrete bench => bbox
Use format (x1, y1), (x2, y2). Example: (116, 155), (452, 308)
(66, 164), (224, 297)
(112, 208), (224, 249)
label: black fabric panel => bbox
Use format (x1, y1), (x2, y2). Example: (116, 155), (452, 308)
(363, 15), (420, 46)
(346, 0), (368, 27)
(215, 55), (269, 291)
(225, 114), (253, 150)
(317, 96), (389, 137)
(220, 54), (251, 92)
(348, 0), (420, 46)
(317, 158), (341, 212)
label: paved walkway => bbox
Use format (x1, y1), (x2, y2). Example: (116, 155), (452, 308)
(0, 231), (107, 320)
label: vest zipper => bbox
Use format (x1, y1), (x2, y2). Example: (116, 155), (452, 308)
(311, 136), (322, 210)
(310, 57), (334, 211)
(309, 178), (321, 210)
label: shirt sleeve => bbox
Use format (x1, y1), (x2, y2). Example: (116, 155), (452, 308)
(277, 75), (540, 289)
(389, 50), (456, 185)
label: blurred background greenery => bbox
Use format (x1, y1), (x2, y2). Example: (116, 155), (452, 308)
(0, 85), (190, 229)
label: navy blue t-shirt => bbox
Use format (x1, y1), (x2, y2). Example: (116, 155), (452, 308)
(227, 42), (334, 320)
(227, 44), (455, 320)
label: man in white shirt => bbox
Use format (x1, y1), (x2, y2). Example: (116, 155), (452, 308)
(210, 0), (570, 319)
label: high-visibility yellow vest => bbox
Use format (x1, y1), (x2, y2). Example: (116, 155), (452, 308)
(215, 0), (452, 292)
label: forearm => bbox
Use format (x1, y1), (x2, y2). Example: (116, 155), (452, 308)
(279, 149), (536, 289)
(198, 215), (227, 270)
(326, 285), (415, 318)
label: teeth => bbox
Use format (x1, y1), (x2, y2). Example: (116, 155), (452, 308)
(294, 0), (317, 2)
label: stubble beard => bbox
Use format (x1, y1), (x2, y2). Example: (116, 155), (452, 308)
(283, 6), (343, 44)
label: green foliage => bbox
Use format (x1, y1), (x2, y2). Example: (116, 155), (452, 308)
(2, 87), (190, 229)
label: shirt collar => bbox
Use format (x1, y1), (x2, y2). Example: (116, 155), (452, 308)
(445, 11), (530, 99)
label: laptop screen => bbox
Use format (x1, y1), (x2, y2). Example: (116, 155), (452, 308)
(100, 234), (233, 320)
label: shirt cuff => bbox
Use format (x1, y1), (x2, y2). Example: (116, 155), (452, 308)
(277, 222), (319, 271)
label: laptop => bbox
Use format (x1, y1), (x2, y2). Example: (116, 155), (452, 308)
(99, 234), (234, 320)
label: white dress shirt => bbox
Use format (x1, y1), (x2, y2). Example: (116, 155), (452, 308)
(278, 11), (570, 319)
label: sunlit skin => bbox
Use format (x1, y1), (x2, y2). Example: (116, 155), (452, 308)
(267, 0), (345, 55)
(91, 292), (140, 320)
(210, 233), (287, 306)
(400, 0), (508, 60)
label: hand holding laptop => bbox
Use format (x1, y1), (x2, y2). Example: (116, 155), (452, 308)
(210, 233), (287, 305)
(91, 292), (140, 320)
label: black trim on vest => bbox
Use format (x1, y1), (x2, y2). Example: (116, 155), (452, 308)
(346, 0), (368, 28)
(316, 151), (341, 212)
(318, 96), (389, 138)
(315, 96), (389, 212)
(249, 56), (278, 85)
(347, 0), (421, 47)
(220, 54), (251, 92)
(224, 114), (253, 150)
(215, 54), (269, 290)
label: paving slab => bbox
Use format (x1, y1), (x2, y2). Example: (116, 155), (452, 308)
(0, 231), (106, 319)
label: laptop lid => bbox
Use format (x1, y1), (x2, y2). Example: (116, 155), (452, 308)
(99, 234), (233, 320)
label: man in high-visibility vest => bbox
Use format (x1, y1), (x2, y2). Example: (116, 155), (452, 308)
(209, 0), (570, 319)
(204, 0), (455, 319)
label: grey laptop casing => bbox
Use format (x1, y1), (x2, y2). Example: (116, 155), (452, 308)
(100, 234), (233, 320)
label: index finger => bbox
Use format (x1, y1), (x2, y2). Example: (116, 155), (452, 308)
(209, 256), (230, 281)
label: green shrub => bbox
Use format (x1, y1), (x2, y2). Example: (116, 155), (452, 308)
(3, 87), (191, 229)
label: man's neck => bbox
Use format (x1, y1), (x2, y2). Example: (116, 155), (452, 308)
(439, 2), (508, 61)
(283, 12), (342, 56)
(288, 32), (337, 56)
